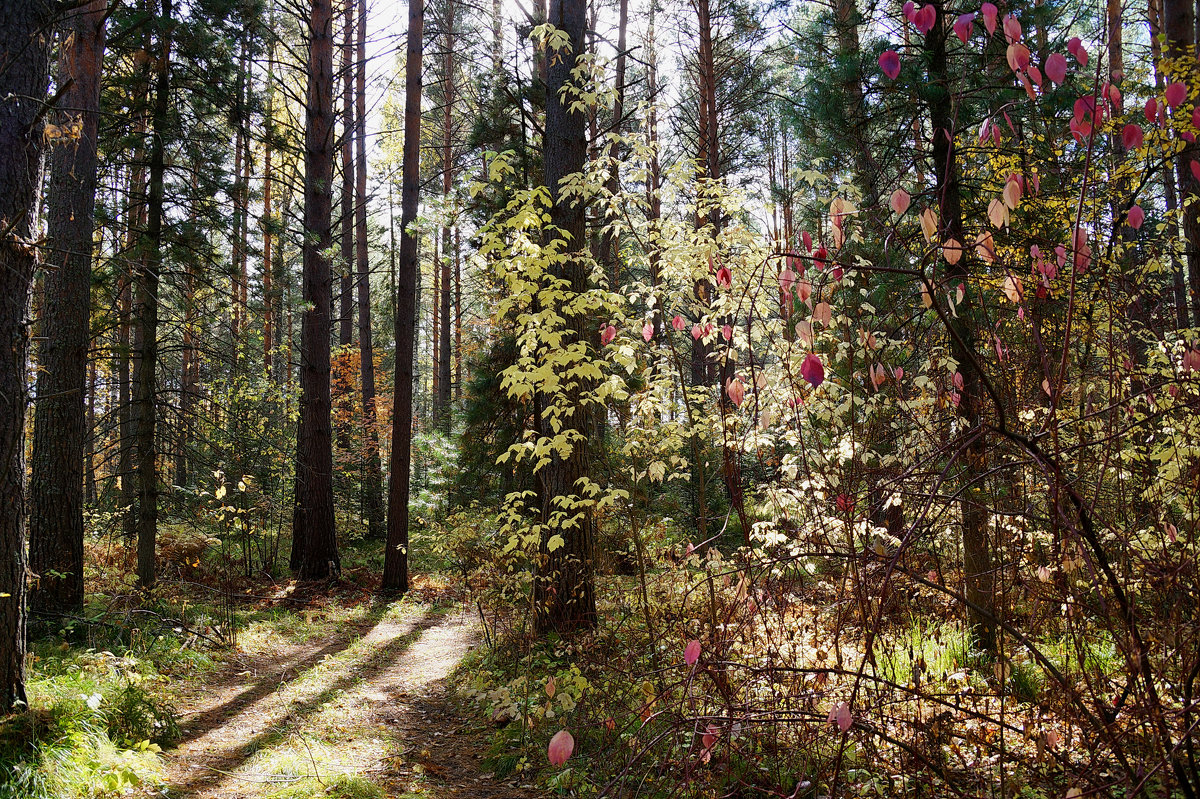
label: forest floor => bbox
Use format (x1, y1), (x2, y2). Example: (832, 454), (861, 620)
(158, 587), (542, 799)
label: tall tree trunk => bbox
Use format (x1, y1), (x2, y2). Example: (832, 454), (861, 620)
(1149, 0), (1191, 329)
(594, 0), (628, 289)
(336, 0), (355, 449)
(1164, 0), (1200, 324)
(383, 0), (424, 595)
(291, 0), (340, 580)
(30, 0), (108, 623)
(0, 0), (54, 713)
(926, 0), (995, 651)
(135, 0), (173, 589)
(356, 0), (384, 539)
(436, 1), (455, 434)
(120, 120), (147, 539)
(86, 359), (98, 504)
(534, 0), (596, 634)
(454, 227), (462, 404)
(263, 21), (276, 375)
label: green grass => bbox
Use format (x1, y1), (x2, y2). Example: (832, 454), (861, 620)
(0, 648), (174, 799)
(873, 617), (972, 687)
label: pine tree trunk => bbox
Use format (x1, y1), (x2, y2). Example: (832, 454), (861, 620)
(1, 0), (54, 713)
(29, 0), (108, 623)
(1164, 0), (1200, 325)
(383, 0), (424, 595)
(291, 0), (340, 580)
(926, 1), (995, 651)
(436, 2), (454, 434)
(534, 0), (597, 634)
(356, 0), (384, 539)
(135, 0), (173, 589)
(336, 0), (355, 451)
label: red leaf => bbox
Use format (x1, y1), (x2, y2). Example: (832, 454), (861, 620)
(721, 324), (733, 341)
(691, 324), (703, 341)
(1121, 123), (1143, 151)
(801, 231), (812, 252)
(684, 639), (701, 666)
(1067, 36), (1081, 57)
(1145, 97), (1158, 123)
(672, 314), (685, 331)
(829, 702), (852, 732)
(1192, 106), (1200, 129)
(548, 729), (574, 766)
(778, 267), (796, 295)
(601, 324), (617, 346)
(1166, 81), (1187, 109)
(801, 353), (825, 388)
(1044, 52), (1067, 85)
(981, 2), (997, 35)
(1002, 13), (1021, 43)
(953, 13), (974, 44)
(879, 50), (901, 81)
(914, 5), (935, 35)
(1127, 204), (1144, 230)
(716, 266), (731, 288)
(642, 323), (654, 342)
(1191, 160), (1200, 183)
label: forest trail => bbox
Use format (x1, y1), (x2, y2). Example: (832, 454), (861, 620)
(162, 602), (541, 799)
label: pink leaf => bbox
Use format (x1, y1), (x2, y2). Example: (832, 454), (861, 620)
(548, 729), (574, 766)
(894, 367), (904, 380)
(914, 4), (936, 35)
(691, 324), (703, 341)
(1067, 36), (1082, 57)
(829, 702), (852, 732)
(954, 13), (974, 44)
(1191, 160), (1200, 183)
(801, 231), (812, 252)
(890, 187), (911, 215)
(642, 323), (654, 342)
(1192, 106), (1200, 129)
(1006, 42), (1030, 72)
(797, 278), (813, 305)
(1044, 52), (1067, 85)
(878, 50), (901, 80)
(601, 324), (617, 346)
(903, 1), (916, 22)
(672, 314), (685, 331)
(981, 2), (997, 35)
(813, 246), (828, 268)
(1121, 123), (1143, 151)
(716, 266), (732, 288)
(722, 324), (733, 341)
(1145, 97), (1158, 123)
(1127, 204), (1144, 230)
(1167, 82), (1187, 109)
(778, 267), (796, 295)
(701, 724), (719, 750)
(801, 353), (825, 388)
(684, 639), (701, 666)
(1002, 13), (1021, 43)
(726, 377), (745, 406)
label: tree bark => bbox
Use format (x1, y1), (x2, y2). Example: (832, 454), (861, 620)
(382, 0), (424, 595)
(926, 0), (995, 651)
(0, 0), (54, 713)
(291, 0), (340, 580)
(436, 0), (455, 434)
(533, 0), (597, 634)
(30, 0), (108, 623)
(1163, 0), (1200, 325)
(134, 0), (173, 589)
(336, 0), (355, 450)
(356, 0), (384, 539)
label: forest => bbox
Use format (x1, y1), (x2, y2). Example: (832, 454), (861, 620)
(2, 0), (1200, 796)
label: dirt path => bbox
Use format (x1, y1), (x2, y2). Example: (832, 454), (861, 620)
(162, 604), (542, 798)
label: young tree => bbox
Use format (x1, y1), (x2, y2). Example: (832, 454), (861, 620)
(1, 0), (55, 713)
(29, 0), (108, 622)
(382, 0), (424, 595)
(291, 0), (341, 580)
